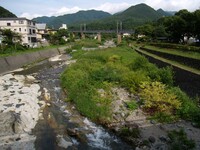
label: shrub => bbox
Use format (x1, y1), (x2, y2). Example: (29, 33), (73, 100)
(168, 129), (196, 150)
(126, 100), (138, 110)
(139, 81), (181, 116)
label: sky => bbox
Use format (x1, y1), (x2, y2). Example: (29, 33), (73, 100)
(0, 0), (200, 19)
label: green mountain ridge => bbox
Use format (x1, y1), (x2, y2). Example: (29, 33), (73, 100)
(0, 6), (17, 18)
(33, 3), (173, 30)
(33, 10), (111, 29)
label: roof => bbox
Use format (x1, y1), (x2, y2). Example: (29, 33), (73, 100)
(36, 23), (46, 30)
(0, 17), (34, 22)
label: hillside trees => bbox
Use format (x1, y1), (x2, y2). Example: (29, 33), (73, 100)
(49, 29), (69, 45)
(136, 8), (200, 44)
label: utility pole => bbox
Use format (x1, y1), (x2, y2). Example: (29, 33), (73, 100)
(80, 24), (82, 32)
(84, 23), (86, 32)
(120, 21), (122, 32)
(117, 21), (119, 34)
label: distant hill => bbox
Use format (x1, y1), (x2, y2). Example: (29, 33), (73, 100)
(157, 9), (172, 17)
(33, 10), (111, 29)
(33, 3), (174, 30)
(0, 6), (17, 18)
(86, 3), (165, 30)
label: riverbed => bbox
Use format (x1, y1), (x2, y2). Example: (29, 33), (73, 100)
(0, 54), (132, 150)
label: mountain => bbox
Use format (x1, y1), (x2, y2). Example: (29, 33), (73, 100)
(116, 3), (162, 20)
(86, 3), (164, 30)
(157, 9), (172, 17)
(0, 6), (17, 18)
(33, 10), (111, 29)
(33, 3), (170, 30)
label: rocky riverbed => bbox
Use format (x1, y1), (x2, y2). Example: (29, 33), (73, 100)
(0, 73), (43, 149)
(0, 51), (200, 150)
(0, 54), (132, 150)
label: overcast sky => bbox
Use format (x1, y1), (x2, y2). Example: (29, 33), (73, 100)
(0, 0), (199, 19)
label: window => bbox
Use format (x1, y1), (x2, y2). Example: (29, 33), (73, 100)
(19, 28), (21, 32)
(24, 29), (26, 32)
(32, 29), (35, 34)
(7, 23), (11, 26)
(14, 29), (16, 31)
(19, 20), (24, 24)
(29, 29), (32, 34)
(28, 37), (30, 41)
(31, 37), (37, 42)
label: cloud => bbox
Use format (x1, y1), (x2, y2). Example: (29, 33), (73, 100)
(53, 6), (82, 16)
(19, 13), (43, 19)
(144, 0), (200, 11)
(94, 2), (131, 14)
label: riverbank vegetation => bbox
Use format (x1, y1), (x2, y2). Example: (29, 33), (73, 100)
(61, 41), (200, 126)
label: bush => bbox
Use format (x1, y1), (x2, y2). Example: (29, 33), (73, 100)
(126, 100), (138, 110)
(139, 81), (181, 116)
(168, 129), (196, 150)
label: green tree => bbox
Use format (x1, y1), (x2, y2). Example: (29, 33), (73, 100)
(162, 16), (186, 43)
(49, 29), (69, 45)
(175, 9), (195, 42)
(194, 9), (200, 41)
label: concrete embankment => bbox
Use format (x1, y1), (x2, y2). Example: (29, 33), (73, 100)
(0, 46), (67, 74)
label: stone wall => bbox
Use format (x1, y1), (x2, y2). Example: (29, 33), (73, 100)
(0, 46), (67, 74)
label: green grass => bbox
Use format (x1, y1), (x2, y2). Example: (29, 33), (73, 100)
(144, 45), (200, 60)
(61, 40), (200, 125)
(135, 48), (200, 75)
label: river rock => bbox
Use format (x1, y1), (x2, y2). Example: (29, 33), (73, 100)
(0, 111), (16, 136)
(148, 136), (156, 143)
(57, 135), (73, 149)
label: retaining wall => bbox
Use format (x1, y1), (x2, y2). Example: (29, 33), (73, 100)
(0, 46), (67, 74)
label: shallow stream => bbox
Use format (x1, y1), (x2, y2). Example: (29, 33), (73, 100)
(15, 54), (132, 150)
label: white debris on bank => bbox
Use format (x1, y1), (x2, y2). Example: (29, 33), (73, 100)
(0, 73), (44, 149)
(48, 55), (63, 62)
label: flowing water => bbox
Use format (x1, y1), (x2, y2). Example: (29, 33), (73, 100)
(14, 54), (132, 150)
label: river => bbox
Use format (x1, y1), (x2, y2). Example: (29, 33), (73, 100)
(11, 54), (132, 150)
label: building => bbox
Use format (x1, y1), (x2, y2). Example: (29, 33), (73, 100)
(36, 23), (47, 41)
(0, 18), (37, 47)
(59, 24), (67, 30)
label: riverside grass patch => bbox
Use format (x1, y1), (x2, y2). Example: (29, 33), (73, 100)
(61, 44), (200, 124)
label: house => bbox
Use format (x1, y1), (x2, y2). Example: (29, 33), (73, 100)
(59, 24), (67, 30)
(36, 23), (47, 41)
(0, 18), (37, 47)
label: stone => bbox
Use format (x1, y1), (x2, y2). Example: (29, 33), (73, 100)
(159, 135), (169, 142)
(46, 103), (51, 107)
(0, 111), (16, 136)
(150, 120), (156, 124)
(148, 136), (156, 143)
(57, 135), (73, 149)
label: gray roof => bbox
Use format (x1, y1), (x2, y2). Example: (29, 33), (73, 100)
(0, 18), (34, 22)
(36, 23), (46, 30)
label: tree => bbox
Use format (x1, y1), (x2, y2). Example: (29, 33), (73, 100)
(1, 29), (21, 44)
(161, 16), (186, 43)
(49, 29), (69, 45)
(175, 9), (195, 42)
(194, 10), (200, 41)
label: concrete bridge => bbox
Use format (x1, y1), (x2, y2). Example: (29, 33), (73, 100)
(69, 30), (135, 34)
(69, 29), (135, 44)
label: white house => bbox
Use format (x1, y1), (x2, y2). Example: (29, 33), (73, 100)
(0, 18), (37, 47)
(59, 24), (67, 30)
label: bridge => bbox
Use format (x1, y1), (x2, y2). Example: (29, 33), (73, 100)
(68, 30), (135, 34)
(68, 29), (135, 44)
